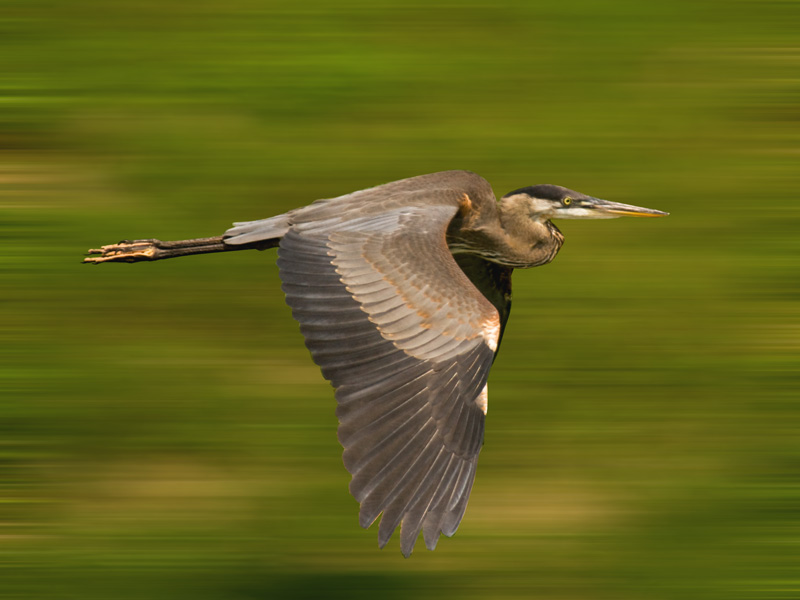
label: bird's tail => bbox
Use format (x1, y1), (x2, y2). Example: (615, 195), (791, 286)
(221, 213), (292, 246)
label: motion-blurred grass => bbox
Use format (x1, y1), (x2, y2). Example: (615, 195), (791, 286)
(3, 1), (799, 598)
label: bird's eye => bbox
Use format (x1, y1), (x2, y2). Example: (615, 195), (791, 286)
(562, 197), (572, 206)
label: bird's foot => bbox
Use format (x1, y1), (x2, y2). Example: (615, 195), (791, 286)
(83, 239), (161, 263)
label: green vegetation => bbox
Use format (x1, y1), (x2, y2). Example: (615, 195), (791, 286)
(3, 1), (799, 598)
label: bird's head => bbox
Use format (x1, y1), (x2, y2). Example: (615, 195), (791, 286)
(502, 184), (668, 221)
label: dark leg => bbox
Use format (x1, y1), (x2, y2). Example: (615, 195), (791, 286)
(83, 236), (276, 263)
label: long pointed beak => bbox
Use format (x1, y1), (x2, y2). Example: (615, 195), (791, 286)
(587, 198), (669, 218)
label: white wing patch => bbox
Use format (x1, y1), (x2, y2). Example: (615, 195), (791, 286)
(475, 384), (488, 415)
(481, 313), (501, 352)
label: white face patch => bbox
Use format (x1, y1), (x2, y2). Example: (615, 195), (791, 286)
(502, 194), (556, 221)
(527, 196), (557, 215)
(475, 384), (488, 415)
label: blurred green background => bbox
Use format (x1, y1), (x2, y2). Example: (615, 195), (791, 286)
(3, 0), (799, 598)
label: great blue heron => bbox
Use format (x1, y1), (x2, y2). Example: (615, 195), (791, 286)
(84, 170), (667, 556)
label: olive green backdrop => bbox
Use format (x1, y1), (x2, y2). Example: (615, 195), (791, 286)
(3, 1), (798, 598)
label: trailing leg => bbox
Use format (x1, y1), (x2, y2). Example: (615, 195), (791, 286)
(83, 236), (277, 263)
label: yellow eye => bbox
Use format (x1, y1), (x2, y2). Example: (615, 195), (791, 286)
(562, 197), (572, 206)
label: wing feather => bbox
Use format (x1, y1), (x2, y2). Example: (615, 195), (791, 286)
(357, 421), (438, 525)
(274, 172), (503, 555)
(400, 453), (454, 553)
(377, 443), (444, 548)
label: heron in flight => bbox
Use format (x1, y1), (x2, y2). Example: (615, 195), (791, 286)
(84, 170), (667, 556)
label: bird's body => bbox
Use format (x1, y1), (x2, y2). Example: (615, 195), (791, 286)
(85, 170), (667, 556)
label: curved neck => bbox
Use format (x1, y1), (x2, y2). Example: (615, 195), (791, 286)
(447, 197), (564, 269)
(497, 213), (564, 268)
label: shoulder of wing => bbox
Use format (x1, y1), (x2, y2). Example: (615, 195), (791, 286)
(290, 171), (495, 226)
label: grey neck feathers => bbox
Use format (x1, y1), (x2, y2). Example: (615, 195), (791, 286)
(446, 196), (564, 269)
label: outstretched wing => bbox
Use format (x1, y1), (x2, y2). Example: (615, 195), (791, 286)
(273, 172), (501, 556)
